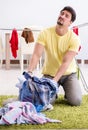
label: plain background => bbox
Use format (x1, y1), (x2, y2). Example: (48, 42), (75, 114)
(0, 0), (88, 60)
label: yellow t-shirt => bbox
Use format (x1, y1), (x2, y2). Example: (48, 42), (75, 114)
(36, 26), (81, 76)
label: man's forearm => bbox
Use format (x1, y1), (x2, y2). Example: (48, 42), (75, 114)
(53, 62), (69, 82)
(27, 54), (40, 72)
(53, 51), (76, 82)
(28, 43), (44, 73)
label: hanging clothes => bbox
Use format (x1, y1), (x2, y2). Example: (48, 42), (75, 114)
(9, 29), (18, 58)
(73, 26), (79, 35)
(73, 26), (81, 51)
(21, 28), (34, 44)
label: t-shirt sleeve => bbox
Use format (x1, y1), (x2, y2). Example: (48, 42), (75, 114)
(36, 30), (46, 46)
(68, 33), (81, 53)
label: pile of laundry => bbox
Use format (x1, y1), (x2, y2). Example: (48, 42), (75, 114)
(16, 72), (59, 112)
(0, 72), (61, 125)
(0, 101), (61, 125)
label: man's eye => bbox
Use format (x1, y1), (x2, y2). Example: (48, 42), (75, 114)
(65, 14), (69, 18)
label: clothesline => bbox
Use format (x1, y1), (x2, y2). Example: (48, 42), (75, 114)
(0, 22), (88, 31)
(71, 22), (88, 29)
(0, 28), (41, 31)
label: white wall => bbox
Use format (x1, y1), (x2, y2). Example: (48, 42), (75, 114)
(0, 0), (88, 28)
(0, 0), (88, 60)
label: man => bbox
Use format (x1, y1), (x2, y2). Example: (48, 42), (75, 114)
(28, 6), (82, 106)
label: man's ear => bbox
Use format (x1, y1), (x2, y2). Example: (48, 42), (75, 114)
(69, 21), (72, 26)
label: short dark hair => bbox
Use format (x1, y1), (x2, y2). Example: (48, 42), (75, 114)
(61, 6), (76, 22)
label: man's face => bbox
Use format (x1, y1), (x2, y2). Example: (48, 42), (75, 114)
(57, 10), (72, 27)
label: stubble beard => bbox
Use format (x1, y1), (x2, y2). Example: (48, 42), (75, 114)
(57, 21), (63, 26)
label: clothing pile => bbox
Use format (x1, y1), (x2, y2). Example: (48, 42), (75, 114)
(16, 72), (59, 112)
(0, 72), (61, 125)
(0, 101), (61, 125)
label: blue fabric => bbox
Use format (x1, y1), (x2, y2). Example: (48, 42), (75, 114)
(19, 72), (59, 112)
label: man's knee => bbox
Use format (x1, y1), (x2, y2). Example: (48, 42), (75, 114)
(67, 96), (82, 106)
